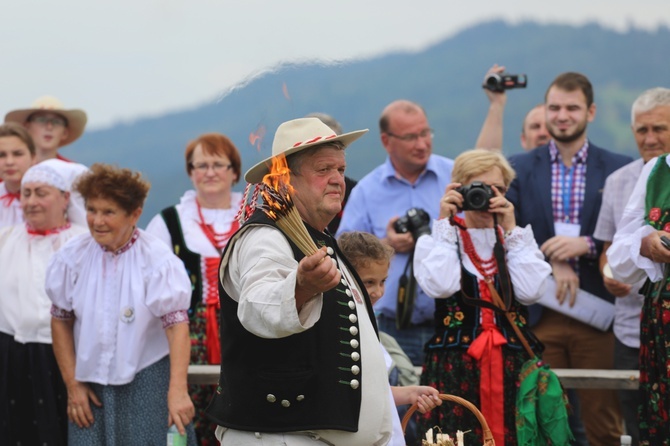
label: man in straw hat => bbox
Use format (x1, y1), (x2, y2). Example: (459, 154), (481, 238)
(206, 117), (395, 445)
(5, 96), (87, 163)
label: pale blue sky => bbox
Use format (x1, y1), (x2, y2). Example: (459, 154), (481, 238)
(3, 0), (668, 129)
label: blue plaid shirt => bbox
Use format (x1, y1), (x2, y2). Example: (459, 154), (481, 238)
(548, 140), (597, 261)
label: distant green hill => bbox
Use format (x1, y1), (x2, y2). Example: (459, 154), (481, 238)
(64, 20), (670, 226)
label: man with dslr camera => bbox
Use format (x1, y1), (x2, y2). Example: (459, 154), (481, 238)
(337, 98), (461, 367)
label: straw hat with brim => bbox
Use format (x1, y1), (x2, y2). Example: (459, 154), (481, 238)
(244, 117), (368, 184)
(4, 96), (87, 147)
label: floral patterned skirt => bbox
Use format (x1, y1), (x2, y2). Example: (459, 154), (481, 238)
(418, 346), (525, 446)
(189, 301), (220, 446)
(639, 290), (670, 445)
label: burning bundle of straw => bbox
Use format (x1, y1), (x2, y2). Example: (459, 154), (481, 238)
(259, 154), (318, 256)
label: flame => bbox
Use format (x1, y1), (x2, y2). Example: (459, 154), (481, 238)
(260, 154), (294, 219)
(248, 125), (266, 153)
(282, 82), (291, 101)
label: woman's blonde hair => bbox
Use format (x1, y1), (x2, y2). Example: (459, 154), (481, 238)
(451, 149), (516, 187)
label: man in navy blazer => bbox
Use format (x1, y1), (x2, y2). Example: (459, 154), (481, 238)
(506, 72), (631, 445)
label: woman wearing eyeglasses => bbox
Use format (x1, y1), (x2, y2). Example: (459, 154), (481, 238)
(146, 132), (242, 446)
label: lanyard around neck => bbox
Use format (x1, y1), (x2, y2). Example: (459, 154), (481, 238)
(559, 162), (575, 223)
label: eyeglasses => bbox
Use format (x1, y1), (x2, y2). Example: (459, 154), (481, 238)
(386, 128), (434, 143)
(28, 116), (67, 127)
(190, 162), (233, 173)
(492, 185), (507, 194)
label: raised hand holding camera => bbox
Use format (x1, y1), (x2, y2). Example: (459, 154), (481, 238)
(442, 181), (515, 231)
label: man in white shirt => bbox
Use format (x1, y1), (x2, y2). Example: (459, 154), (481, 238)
(207, 118), (394, 446)
(595, 87), (670, 444)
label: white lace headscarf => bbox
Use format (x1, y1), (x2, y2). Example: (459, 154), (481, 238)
(21, 159), (89, 226)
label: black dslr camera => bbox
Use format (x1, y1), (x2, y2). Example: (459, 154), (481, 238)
(456, 181), (493, 211)
(483, 73), (527, 92)
(393, 208), (431, 240)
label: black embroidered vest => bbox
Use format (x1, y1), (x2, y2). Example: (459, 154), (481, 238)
(205, 210), (378, 432)
(160, 206), (202, 313)
(428, 266), (543, 354)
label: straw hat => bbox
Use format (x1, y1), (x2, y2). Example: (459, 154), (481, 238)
(5, 96), (87, 147)
(244, 117), (367, 184)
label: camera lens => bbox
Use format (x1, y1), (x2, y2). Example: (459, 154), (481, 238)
(485, 74), (501, 90)
(467, 189), (489, 210)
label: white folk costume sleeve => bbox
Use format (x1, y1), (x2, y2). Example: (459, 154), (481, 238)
(45, 241), (80, 313)
(504, 225), (551, 304)
(223, 225), (323, 338)
(143, 251), (192, 319)
(414, 219), (549, 304)
(609, 157), (665, 283)
(414, 219), (461, 299)
(145, 213), (172, 247)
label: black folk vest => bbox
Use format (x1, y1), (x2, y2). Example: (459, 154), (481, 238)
(206, 210), (378, 432)
(160, 206), (202, 313)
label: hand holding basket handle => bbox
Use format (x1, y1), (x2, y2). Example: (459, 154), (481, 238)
(401, 394), (495, 446)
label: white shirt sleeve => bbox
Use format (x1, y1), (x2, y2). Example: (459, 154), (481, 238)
(45, 251), (77, 311)
(414, 219), (461, 299)
(414, 219), (550, 305)
(608, 157), (666, 283)
(143, 256), (192, 317)
(222, 226), (323, 339)
(504, 225), (551, 304)
(145, 213), (172, 248)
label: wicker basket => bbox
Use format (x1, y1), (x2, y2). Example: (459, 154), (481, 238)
(401, 393), (495, 446)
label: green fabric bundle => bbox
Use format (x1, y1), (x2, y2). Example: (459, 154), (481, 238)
(516, 358), (573, 445)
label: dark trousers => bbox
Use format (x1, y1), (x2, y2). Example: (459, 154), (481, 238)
(614, 337), (640, 445)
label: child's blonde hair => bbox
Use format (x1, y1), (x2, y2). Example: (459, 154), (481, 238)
(338, 231), (394, 271)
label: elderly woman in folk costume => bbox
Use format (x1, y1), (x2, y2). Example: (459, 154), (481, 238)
(146, 132), (242, 445)
(47, 164), (196, 445)
(0, 123), (36, 227)
(413, 149), (554, 445)
(0, 160), (88, 445)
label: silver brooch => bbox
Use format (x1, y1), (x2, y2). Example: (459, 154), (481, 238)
(120, 306), (135, 323)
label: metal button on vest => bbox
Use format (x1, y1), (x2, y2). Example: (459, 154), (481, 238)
(349, 314), (358, 323)
(342, 278), (348, 286)
(326, 247), (334, 255)
(281, 399), (290, 407)
(350, 379), (360, 390)
(350, 339), (359, 349)
(348, 301), (355, 310)
(351, 365), (360, 375)
(351, 352), (360, 361)
(266, 394), (276, 403)
(296, 395), (305, 402)
(345, 289), (352, 297)
(349, 326), (358, 336)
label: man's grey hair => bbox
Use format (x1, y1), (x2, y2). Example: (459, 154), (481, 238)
(287, 142), (345, 175)
(631, 87), (670, 125)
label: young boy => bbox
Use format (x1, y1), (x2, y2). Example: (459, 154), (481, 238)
(338, 231), (441, 445)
